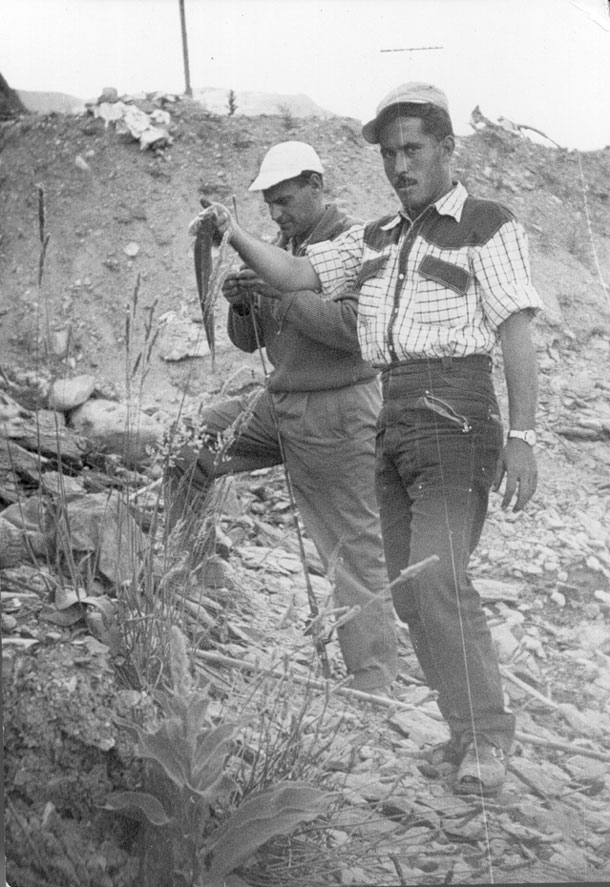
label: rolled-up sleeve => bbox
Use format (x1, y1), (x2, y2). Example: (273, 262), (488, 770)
(306, 224), (365, 299)
(472, 219), (544, 328)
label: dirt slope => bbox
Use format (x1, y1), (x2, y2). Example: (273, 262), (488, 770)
(1, 97), (608, 410)
(2, 98), (610, 887)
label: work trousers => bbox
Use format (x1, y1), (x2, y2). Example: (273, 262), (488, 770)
(376, 356), (515, 751)
(166, 379), (398, 691)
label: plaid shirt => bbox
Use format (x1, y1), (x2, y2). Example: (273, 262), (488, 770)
(306, 182), (543, 366)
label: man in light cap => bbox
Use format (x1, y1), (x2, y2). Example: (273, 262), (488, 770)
(194, 84), (544, 795)
(169, 141), (398, 694)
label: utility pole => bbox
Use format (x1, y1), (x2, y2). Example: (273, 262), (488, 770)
(179, 0), (192, 97)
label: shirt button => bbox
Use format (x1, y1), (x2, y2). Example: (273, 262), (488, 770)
(398, 273), (405, 280)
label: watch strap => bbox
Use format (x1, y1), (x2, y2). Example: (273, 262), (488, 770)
(508, 429), (536, 446)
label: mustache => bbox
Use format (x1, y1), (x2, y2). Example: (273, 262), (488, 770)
(395, 175), (417, 187)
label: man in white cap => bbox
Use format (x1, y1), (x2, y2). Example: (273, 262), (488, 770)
(169, 141), (398, 694)
(193, 84), (544, 795)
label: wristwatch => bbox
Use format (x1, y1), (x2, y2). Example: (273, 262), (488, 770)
(508, 430), (537, 446)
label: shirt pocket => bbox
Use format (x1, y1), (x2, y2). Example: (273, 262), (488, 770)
(353, 254), (389, 333)
(414, 254), (472, 325)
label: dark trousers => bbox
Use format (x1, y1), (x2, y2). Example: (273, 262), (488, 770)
(376, 356), (515, 751)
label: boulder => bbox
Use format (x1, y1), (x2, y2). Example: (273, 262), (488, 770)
(48, 375), (96, 412)
(55, 490), (149, 586)
(0, 496), (53, 566)
(69, 398), (164, 467)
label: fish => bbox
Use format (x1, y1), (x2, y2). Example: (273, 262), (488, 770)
(194, 214), (216, 369)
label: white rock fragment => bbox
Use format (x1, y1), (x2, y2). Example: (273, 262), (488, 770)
(74, 154), (90, 172)
(50, 328), (71, 358)
(158, 313), (211, 361)
(491, 622), (522, 661)
(123, 241), (140, 257)
(594, 589), (610, 608)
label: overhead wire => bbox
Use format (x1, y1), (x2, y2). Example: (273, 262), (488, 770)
(576, 151), (609, 308)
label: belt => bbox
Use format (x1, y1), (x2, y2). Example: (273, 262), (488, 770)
(380, 354), (492, 379)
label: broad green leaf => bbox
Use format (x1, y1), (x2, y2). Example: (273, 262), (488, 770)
(188, 771), (238, 805)
(204, 782), (330, 880)
(185, 691), (215, 742)
(156, 687), (189, 726)
(138, 719), (191, 787)
(189, 723), (236, 794)
(103, 791), (173, 826)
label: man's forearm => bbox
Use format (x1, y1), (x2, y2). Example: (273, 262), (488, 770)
(498, 310), (538, 428)
(230, 224), (320, 292)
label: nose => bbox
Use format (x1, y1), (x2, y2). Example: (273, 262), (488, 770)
(269, 203), (284, 223)
(393, 150), (410, 175)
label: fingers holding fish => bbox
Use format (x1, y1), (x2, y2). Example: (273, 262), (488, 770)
(189, 200), (235, 238)
(222, 270), (252, 309)
(223, 268), (282, 301)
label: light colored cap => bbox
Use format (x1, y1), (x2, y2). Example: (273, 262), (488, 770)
(362, 82), (450, 144)
(248, 141), (324, 191)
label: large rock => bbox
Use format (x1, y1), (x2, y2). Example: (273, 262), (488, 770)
(48, 374), (96, 412)
(1, 496), (52, 564)
(0, 515), (34, 568)
(55, 490), (149, 586)
(69, 398), (164, 466)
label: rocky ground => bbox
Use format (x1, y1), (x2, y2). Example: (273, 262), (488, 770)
(1, 95), (610, 886)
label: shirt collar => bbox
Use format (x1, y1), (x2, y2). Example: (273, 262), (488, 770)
(380, 181), (468, 231)
(286, 203), (340, 253)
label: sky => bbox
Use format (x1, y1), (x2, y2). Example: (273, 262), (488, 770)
(1, 0), (610, 151)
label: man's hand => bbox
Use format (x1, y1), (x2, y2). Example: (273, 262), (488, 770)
(188, 200), (234, 239)
(229, 268), (283, 300)
(492, 438), (538, 511)
(189, 201), (320, 294)
(222, 270), (252, 310)
(222, 268), (283, 311)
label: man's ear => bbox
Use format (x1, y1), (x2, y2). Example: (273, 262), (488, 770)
(308, 172), (324, 192)
(441, 135), (455, 160)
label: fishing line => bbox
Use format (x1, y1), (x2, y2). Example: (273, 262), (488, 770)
(430, 408), (497, 884)
(394, 114), (497, 881)
(231, 196), (331, 679)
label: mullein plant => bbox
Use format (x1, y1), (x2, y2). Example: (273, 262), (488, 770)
(104, 627), (330, 887)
